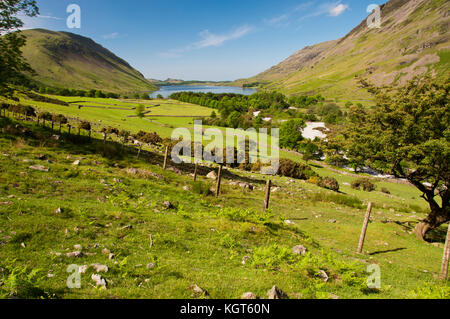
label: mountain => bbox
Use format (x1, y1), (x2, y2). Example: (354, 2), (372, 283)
(237, 0), (449, 101)
(20, 29), (157, 93)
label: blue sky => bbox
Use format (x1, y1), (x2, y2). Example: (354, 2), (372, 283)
(21, 0), (383, 81)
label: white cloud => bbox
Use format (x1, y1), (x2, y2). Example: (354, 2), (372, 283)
(328, 4), (349, 16)
(103, 32), (119, 39)
(264, 14), (289, 27)
(159, 25), (254, 58)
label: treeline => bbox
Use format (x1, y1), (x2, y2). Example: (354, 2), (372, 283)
(34, 87), (155, 100)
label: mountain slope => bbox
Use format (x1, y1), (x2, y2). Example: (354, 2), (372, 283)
(20, 29), (157, 93)
(238, 0), (449, 100)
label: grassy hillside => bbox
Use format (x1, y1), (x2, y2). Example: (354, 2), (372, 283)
(19, 29), (157, 94)
(237, 0), (450, 101)
(0, 113), (449, 299)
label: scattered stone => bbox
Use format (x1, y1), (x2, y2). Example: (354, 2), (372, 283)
(66, 251), (83, 258)
(239, 182), (254, 191)
(242, 256), (251, 265)
(206, 171), (217, 180)
(285, 220), (295, 225)
(292, 245), (307, 256)
(55, 207), (62, 214)
(182, 186), (191, 191)
(146, 263), (156, 270)
(73, 244), (82, 251)
(163, 201), (174, 209)
(47, 273), (54, 278)
(113, 178), (123, 184)
(108, 253), (115, 260)
(94, 244), (100, 249)
(91, 264), (108, 273)
(0, 202), (13, 206)
(389, 208), (395, 213)
(328, 219), (337, 223)
(241, 292), (257, 299)
(120, 225), (133, 230)
(330, 294), (339, 299)
(190, 284), (209, 296)
(267, 286), (288, 299)
(20, 242), (26, 248)
(50, 135), (60, 141)
(316, 270), (329, 282)
(72, 160), (81, 166)
(91, 274), (107, 289)
(271, 187), (280, 193)
(7, 195), (15, 199)
(29, 165), (49, 172)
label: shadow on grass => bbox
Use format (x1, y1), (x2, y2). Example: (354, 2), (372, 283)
(369, 247), (407, 256)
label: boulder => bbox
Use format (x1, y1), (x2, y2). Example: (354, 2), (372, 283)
(241, 292), (257, 299)
(292, 245), (307, 256)
(206, 171), (217, 180)
(267, 286), (288, 299)
(29, 165), (49, 172)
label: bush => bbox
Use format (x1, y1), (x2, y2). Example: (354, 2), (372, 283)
(381, 187), (391, 194)
(351, 178), (376, 192)
(278, 158), (317, 180)
(320, 177), (340, 192)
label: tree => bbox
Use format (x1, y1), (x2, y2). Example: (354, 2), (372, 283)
(0, 0), (39, 96)
(54, 114), (67, 133)
(101, 126), (119, 143)
(343, 76), (449, 240)
(279, 119), (305, 150)
(118, 130), (131, 151)
(78, 121), (91, 139)
(136, 104), (145, 118)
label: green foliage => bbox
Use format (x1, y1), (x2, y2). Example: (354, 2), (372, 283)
(217, 208), (274, 225)
(278, 158), (317, 180)
(135, 104), (145, 118)
(191, 181), (212, 196)
(351, 178), (376, 192)
(279, 119), (305, 150)
(250, 244), (295, 269)
(410, 284), (450, 299)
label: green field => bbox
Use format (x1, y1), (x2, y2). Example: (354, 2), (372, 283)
(0, 94), (448, 299)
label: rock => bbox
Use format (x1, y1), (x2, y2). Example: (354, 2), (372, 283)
(20, 242), (26, 248)
(316, 270), (329, 282)
(7, 195), (15, 199)
(108, 253), (115, 260)
(239, 182), (254, 191)
(146, 263), (156, 269)
(242, 256), (251, 265)
(101, 248), (111, 255)
(292, 245), (307, 256)
(190, 284), (208, 296)
(267, 286), (288, 299)
(182, 186), (191, 191)
(0, 202), (13, 206)
(431, 243), (443, 248)
(330, 293), (339, 299)
(285, 220), (295, 225)
(55, 207), (62, 214)
(50, 135), (60, 141)
(79, 265), (89, 274)
(73, 244), (82, 251)
(163, 201), (174, 209)
(206, 171), (217, 180)
(271, 187), (280, 193)
(66, 251), (83, 258)
(328, 219), (337, 223)
(29, 165), (49, 172)
(241, 292), (257, 299)
(91, 274), (107, 289)
(120, 225), (133, 230)
(113, 178), (123, 184)
(72, 160), (81, 166)
(91, 264), (108, 273)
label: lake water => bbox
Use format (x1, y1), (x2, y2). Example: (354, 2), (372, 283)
(150, 85), (257, 98)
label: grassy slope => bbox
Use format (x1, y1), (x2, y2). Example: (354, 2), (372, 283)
(0, 116), (449, 299)
(20, 29), (157, 94)
(238, 0), (450, 100)
(0, 95), (449, 299)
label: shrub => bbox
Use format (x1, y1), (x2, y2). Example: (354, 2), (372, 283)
(278, 158), (317, 180)
(320, 177), (340, 192)
(381, 187), (391, 194)
(250, 244), (295, 269)
(351, 178), (376, 192)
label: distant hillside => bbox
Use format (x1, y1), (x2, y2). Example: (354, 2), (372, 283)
(237, 0), (449, 100)
(19, 29), (157, 93)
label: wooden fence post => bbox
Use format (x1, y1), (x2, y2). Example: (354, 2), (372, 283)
(163, 146), (169, 170)
(193, 162), (198, 181)
(215, 164), (223, 198)
(263, 179), (271, 212)
(440, 223), (450, 280)
(357, 202), (373, 254)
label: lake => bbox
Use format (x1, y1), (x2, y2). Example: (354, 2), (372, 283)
(150, 85), (257, 99)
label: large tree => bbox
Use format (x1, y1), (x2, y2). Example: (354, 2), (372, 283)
(343, 76), (449, 240)
(0, 0), (39, 95)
